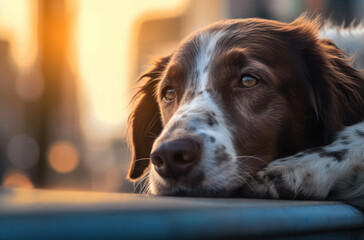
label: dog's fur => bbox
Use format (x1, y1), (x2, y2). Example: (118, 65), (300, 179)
(128, 15), (364, 208)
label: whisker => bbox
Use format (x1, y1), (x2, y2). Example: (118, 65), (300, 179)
(147, 133), (158, 139)
(243, 171), (259, 187)
(145, 185), (152, 195)
(134, 157), (151, 162)
(236, 155), (268, 165)
(141, 170), (151, 194)
(225, 170), (253, 193)
(133, 169), (150, 192)
(141, 179), (151, 195)
(134, 175), (147, 191)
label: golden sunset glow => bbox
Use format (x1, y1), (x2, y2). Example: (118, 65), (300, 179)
(0, 0), (195, 191)
(73, 0), (189, 139)
(0, 0), (37, 69)
(6, 188), (141, 205)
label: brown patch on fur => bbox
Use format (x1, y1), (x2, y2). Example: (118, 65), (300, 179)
(165, 63), (186, 85)
(215, 145), (230, 166)
(205, 111), (218, 126)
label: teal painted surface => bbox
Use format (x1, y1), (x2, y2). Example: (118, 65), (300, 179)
(0, 189), (363, 239)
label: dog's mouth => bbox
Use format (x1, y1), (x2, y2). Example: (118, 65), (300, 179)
(149, 169), (244, 198)
(152, 171), (205, 193)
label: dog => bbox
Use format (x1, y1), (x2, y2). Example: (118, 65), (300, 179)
(127, 15), (364, 208)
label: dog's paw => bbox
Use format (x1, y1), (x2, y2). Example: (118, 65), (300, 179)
(239, 166), (297, 199)
(239, 157), (324, 200)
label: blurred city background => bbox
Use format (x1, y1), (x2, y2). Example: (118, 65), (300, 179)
(1, 0), (363, 193)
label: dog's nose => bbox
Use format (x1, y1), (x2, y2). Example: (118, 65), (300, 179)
(151, 138), (201, 179)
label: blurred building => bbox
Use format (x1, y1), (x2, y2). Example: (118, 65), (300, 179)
(0, 0), (363, 193)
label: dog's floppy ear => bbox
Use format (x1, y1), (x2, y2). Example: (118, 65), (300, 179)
(308, 39), (364, 144)
(288, 16), (364, 144)
(128, 56), (170, 180)
(317, 38), (364, 126)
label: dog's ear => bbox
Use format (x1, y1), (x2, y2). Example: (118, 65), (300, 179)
(128, 56), (170, 180)
(306, 38), (364, 144)
(289, 16), (364, 144)
(317, 38), (364, 126)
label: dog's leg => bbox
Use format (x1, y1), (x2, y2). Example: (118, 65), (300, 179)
(239, 121), (364, 208)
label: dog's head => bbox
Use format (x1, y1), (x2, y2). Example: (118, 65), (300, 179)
(128, 16), (364, 196)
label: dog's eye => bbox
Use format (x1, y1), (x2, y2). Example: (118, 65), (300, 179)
(239, 75), (258, 88)
(163, 88), (176, 102)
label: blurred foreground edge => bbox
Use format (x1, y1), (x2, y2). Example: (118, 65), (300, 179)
(0, 188), (363, 240)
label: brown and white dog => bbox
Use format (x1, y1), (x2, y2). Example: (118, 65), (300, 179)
(127, 15), (364, 207)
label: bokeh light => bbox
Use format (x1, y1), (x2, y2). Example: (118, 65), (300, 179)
(48, 141), (79, 174)
(3, 170), (34, 188)
(7, 134), (39, 169)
